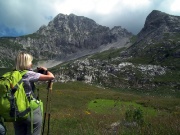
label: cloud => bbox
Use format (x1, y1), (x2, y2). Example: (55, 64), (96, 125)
(0, 0), (180, 37)
(170, 0), (180, 12)
(0, 0), (55, 35)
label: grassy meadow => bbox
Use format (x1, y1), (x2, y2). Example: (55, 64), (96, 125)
(3, 81), (180, 135)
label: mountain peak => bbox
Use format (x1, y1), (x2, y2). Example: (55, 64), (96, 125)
(137, 10), (180, 42)
(144, 10), (168, 27)
(33, 13), (132, 60)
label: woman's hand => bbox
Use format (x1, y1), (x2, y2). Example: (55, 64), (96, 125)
(38, 67), (47, 71)
(37, 67), (48, 75)
(37, 67), (55, 81)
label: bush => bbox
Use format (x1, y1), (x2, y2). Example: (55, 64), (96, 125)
(125, 107), (144, 125)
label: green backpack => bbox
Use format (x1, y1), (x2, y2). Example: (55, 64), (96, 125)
(0, 70), (41, 122)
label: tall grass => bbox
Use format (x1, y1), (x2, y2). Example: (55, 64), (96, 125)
(3, 81), (180, 135)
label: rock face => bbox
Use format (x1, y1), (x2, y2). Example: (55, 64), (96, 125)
(122, 10), (180, 67)
(137, 10), (180, 43)
(0, 13), (133, 67)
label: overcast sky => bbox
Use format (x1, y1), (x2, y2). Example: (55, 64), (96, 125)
(0, 0), (180, 37)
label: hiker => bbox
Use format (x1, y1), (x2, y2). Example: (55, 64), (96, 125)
(13, 52), (54, 135)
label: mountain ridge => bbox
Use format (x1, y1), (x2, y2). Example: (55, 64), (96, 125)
(0, 13), (133, 67)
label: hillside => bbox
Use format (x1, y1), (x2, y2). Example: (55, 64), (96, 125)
(4, 81), (180, 134)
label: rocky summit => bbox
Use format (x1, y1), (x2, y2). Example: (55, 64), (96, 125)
(121, 10), (180, 67)
(137, 10), (180, 42)
(0, 13), (132, 67)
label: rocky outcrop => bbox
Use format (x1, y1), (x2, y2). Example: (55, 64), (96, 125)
(54, 54), (179, 91)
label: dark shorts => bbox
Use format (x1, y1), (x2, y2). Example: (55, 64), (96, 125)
(0, 124), (6, 135)
(14, 106), (42, 135)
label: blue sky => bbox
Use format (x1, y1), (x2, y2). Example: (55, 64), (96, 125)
(0, 0), (180, 37)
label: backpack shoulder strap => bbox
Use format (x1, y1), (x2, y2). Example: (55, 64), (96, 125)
(9, 70), (26, 95)
(19, 70), (28, 76)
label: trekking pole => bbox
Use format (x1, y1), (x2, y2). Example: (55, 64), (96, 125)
(42, 80), (53, 135)
(47, 80), (53, 135)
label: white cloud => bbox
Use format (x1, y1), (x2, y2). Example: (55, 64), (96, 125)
(120, 0), (151, 10)
(53, 0), (95, 14)
(0, 0), (180, 36)
(52, 0), (151, 15)
(94, 0), (120, 15)
(53, 0), (121, 15)
(170, 0), (180, 12)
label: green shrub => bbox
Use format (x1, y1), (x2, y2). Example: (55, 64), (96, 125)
(125, 107), (144, 125)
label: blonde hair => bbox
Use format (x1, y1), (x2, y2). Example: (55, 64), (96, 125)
(15, 52), (33, 70)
